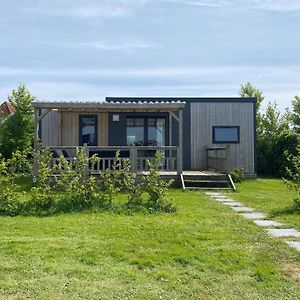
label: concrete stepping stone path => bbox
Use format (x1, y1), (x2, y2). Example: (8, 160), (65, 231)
(205, 192), (300, 252)
(222, 202), (243, 207)
(253, 220), (283, 227)
(265, 228), (300, 238)
(231, 206), (255, 212)
(286, 241), (300, 251)
(241, 212), (267, 220)
(214, 198), (234, 202)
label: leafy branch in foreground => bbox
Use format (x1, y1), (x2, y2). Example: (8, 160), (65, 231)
(284, 147), (300, 213)
(143, 151), (175, 213)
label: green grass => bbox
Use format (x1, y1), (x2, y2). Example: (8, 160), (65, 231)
(0, 189), (299, 299)
(225, 178), (300, 230)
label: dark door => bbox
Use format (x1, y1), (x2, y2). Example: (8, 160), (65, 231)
(79, 115), (97, 146)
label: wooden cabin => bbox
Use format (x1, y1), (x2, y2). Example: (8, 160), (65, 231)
(32, 97), (256, 188)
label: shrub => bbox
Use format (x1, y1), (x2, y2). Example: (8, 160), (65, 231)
(230, 167), (244, 183)
(143, 152), (175, 213)
(99, 151), (122, 208)
(30, 148), (55, 211)
(55, 147), (102, 211)
(0, 153), (23, 215)
(284, 148), (300, 213)
(122, 158), (143, 211)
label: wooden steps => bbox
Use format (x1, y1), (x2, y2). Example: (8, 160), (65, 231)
(181, 172), (235, 191)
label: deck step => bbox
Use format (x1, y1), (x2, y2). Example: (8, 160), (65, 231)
(185, 187), (231, 190)
(182, 173), (234, 190)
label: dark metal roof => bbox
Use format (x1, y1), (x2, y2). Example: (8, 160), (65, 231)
(106, 97), (256, 103)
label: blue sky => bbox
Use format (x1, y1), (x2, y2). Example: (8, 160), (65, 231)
(0, 0), (299, 112)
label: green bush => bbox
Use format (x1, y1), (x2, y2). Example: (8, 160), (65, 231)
(0, 148), (176, 216)
(230, 167), (244, 183)
(143, 152), (175, 213)
(0, 152), (27, 216)
(55, 147), (102, 212)
(284, 147), (300, 213)
(122, 158), (144, 211)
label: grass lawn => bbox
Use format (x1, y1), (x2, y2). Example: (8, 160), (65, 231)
(0, 188), (299, 299)
(225, 178), (300, 230)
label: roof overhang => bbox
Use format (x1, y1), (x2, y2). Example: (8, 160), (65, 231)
(32, 100), (186, 112)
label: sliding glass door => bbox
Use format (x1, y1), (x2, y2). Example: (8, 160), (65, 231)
(126, 117), (166, 146)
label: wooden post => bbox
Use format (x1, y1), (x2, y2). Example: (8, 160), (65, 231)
(83, 143), (89, 179)
(168, 111), (172, 147)
(178, 109), (183, 174)
(58, 110), (62, 146)
(226, 144), (230, 173)
(130, 145), (137, 172)
(33, 108), (39, 183)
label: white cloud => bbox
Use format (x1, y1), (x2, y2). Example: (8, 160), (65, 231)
(0, 65), (299, 79)
(22, 0), (145, 18)
(74, 41), (158, 50)
(158, 0), (223, 8)
(252, 0), (300, 12)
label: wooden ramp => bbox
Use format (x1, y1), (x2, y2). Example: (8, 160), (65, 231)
(180, 171), (236, 191)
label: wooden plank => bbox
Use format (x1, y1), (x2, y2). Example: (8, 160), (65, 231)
(180, 173), (185, 190)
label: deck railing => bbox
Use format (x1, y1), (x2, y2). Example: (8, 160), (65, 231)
(38, 145), (179, 174)
(206, 146), (229, 173)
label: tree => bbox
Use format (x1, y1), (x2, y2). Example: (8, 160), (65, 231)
(290, 96), (300, 133)
(240, 83), (265, 134)
(257, 101), (290, 175)
(240, 82), (264, 111)
(0, 85), (35, 158)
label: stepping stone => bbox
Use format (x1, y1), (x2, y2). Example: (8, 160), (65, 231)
(231, 206), (255, 212)
(265, 228), (300, 238)
(253, 220), (283, 227)
(223, 202), (243, 207)
(205, 192), (221, 196)
(286, 241), (300, 251)
(241, 212), (267, 220)
(214, 198), (234, 202)
(212, 195), (228, 199)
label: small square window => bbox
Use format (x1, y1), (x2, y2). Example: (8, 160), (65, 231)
(213, 126), (240, 144)
(113, 114), (119, 122)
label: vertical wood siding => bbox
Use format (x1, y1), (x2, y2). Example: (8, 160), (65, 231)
(99, 112), (108, 146)
(41, 111), (108, 146)
(191, 102), (255, 174)
(41, 110), (59, 146)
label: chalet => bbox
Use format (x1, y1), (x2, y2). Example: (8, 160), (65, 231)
(32, 97), (256, 189)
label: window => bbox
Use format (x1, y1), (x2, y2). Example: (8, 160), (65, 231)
(213, 126), (240, 144)
(126, 117), (166, 146)
(79, 115), (97, 146)
(147, 118), (165, 146)
(126, 118), (145, 146)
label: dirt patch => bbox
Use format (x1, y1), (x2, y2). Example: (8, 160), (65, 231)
(283, 263), (300, 282)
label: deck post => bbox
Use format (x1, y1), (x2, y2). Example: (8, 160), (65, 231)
(33, 108), (39, 183)
(130, 145), (137, 172)
(178, 109), (183, 174)
(168, 111), (172, 146)
(83, 143), (89, 180)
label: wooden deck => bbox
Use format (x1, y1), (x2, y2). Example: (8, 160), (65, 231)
(138, 170), (224, 176)
(137, 170), (235, 191)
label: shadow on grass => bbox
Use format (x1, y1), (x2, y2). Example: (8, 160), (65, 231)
(270, 204), (299, 217)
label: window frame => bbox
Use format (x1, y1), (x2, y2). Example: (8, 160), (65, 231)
(79, 114), (98, 146)
(212, 126), (240, 144)
(126, 116), (166, 146)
